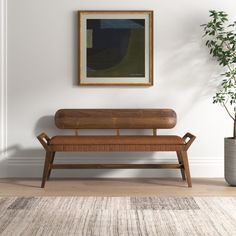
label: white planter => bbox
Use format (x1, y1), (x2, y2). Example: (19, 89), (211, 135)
(225, 138), (236, 186)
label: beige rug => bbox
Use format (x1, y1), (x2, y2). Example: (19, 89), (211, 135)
(0, 197), (235, 235)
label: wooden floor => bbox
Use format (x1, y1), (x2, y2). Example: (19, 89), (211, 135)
(0, 178), (235, 196)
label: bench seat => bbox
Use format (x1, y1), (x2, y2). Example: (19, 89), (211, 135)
(49, 135), (186, 145)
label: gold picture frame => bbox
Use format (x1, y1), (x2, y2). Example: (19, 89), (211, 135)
(78, 10), (153, 86)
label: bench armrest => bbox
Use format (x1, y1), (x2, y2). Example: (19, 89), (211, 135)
(37, 133), (51, 150)
(183, 132), (196, 150)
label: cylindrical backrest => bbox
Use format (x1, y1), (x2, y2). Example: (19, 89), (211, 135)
(55, 109), (177, 129)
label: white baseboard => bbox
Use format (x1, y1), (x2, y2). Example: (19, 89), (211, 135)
(2, 157), (224, 178)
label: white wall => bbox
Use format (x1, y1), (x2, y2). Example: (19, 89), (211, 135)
(0, 0), (235, 178)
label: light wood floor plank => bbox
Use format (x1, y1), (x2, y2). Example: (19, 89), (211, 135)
(0, 178), (235, 197)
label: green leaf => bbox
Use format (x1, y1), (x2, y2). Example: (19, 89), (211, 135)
(202, 9), (236, 118)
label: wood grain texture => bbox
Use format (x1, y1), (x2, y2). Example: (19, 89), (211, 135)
(176, 151), (186, 180)
(181, 151), (192, 187)
(41, 152), (53, 188)
(51, 164), (183, 169)
(47, 152), (55, 181)
(55, 109), (177, 129)
(0, 179), (233, 197)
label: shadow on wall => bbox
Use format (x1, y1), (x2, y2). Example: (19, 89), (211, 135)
(7, 116), (56, 159)
(156, 14), (222, 117)
(71, 9), (215, 110)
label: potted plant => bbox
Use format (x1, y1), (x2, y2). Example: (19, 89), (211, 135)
(202, 10), (236, 185)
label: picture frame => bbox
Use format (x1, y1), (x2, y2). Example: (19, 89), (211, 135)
(78, 10), (153, 86)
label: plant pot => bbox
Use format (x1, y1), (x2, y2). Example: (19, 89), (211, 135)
(225, 137), (236, 186)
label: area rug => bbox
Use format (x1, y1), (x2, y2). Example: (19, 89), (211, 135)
(0, 197), (235, 235)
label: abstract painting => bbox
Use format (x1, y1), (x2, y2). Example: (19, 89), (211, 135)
(78, 11), (153, 85)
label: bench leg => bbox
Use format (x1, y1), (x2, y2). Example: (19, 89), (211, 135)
(181, 151), (192, 187)
(47, 152), (55, 181)
(176, 151), (186, 180)
(41, 151), (53, 188)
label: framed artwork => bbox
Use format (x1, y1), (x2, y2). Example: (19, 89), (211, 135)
(78, 11), (153, 86)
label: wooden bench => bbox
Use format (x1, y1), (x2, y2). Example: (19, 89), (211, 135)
(37, 109), (196, 188)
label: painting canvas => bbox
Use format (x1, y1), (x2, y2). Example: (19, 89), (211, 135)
(79, 11), (153, 85)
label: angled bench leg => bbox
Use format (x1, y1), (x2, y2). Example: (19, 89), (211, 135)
(47, 152), (55, 181)
(176, 151), (186, 180)
(41, 151), (53, 188)
(180, 151), (192, 187)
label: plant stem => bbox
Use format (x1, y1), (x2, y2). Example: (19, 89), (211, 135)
(234, 117), (236, 139)
(223, 103), (235, 121)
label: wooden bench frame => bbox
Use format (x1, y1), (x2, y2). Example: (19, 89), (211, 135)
(37, 109), (196, 188)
